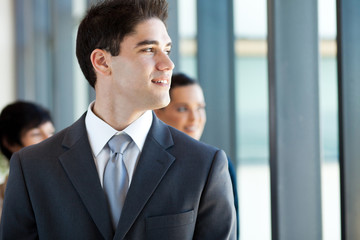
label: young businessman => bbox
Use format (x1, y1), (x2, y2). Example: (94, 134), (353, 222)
(0, 0), (236, 239)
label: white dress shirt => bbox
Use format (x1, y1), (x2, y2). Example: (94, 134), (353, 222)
(85, 102), (153, 187)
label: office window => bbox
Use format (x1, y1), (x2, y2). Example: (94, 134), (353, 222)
(318, 0), (340, 239)
(178, 0), (197, 78)
(234, 0), (270, 239)
(72, 0), (91, 119)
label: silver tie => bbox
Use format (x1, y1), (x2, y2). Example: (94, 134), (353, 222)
(104, 133), (131, 229)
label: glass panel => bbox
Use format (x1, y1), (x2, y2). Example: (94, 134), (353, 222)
(318, 0), (340, 239)
(177, 0), (197, 78)
(72, 0), (89, 119)
(0, 0), (14, 182)
(0, 0), (15, 110)
(234, 0), (270, 239)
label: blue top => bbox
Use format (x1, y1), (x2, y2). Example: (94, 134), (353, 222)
(227, 158), (239, 240)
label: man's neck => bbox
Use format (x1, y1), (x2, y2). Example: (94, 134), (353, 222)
(92, 100), (146, 131)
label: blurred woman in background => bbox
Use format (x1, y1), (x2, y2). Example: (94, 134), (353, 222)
(0, 101), (55, 217)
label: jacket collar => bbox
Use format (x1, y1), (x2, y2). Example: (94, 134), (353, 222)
(60, 113), (114, 239)
(114, 112), (175, 239)
(60, 112), (175, 240)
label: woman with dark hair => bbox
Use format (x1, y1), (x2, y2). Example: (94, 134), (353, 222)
(0, 101), (55, 217)
(155, 73), (240, 239)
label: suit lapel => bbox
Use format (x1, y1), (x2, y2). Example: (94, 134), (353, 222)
(59, 114), (114, 240)
(114, 114), (175, 240)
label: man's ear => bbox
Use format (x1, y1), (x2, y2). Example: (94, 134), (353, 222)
(90, 49), (112, 76)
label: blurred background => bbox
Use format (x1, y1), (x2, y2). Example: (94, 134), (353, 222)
(1, 0), (359, 239)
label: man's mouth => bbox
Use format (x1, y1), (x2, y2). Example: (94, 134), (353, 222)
(151, 79), (169, 84)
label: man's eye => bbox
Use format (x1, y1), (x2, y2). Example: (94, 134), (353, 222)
(142, 48), (154, 53)
(165, 49), (171, 55)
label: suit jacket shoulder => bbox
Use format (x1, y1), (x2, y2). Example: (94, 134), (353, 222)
(1, 113), (114, 239)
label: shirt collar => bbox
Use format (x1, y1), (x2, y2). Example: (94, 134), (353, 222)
(85, 101), (153, 157)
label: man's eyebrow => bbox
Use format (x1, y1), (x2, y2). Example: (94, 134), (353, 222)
(135, 40), (172, 48)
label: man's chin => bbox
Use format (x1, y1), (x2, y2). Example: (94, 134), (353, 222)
(154, 98), (170, 110)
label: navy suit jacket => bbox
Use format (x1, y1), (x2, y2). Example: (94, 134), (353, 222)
(0, 112), (236, 239)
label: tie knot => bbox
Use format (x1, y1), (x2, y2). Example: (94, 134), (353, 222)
(108, 133), (131, 154)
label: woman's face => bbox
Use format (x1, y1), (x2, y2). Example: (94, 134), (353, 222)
(20, 121), (55, 147)
(155, 84), (206, 140)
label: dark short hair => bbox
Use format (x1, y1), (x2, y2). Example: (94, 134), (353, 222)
(76, 0), (169, 88)
(170, 73), (198, 96)
(0, 101), (52, 160)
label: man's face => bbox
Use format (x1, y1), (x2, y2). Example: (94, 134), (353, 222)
(109, 18), (174, 112)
